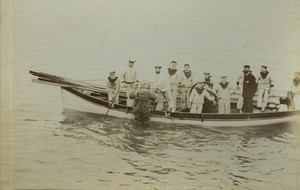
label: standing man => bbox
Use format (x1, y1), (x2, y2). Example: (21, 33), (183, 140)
(236, 71), (245, 113)
(168, 61), (181, 112)
(106, 71), (120, 107)
(189, 81), (215, 114)
(152, 65), (173, 111)
(288, 72), (300, 110)
(122, 60), (139, 109)
(180, 64), (194, 109)
(129, 81), (157, 124)
(256, 65), (274, 112)
(215, 76), (232, 114)
(241, 65), (257, 113)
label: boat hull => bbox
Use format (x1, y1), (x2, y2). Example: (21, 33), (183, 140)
(61, 87), (300, 127)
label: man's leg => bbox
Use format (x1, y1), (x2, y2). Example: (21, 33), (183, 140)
(114, 93), (119, 105)
(190, 104), (197, 113)
(126, 84), (135, 107)
(244, 97), (253, 113)
(108, 92), (114, 107)
(248, 98), (254, 113)
(186, 88), (191, 108)
(262, 88), (269, 111)
(225, 99), (231, 114)
(171, 86), (178, 110)
(242, 97), (248, 113)
(218, 99), (225, 114)
(165, 90), (174, 111)
(197, 104), (203, 114)
(181, 88), (187, 108)
(294, 95), (300, 110)
(257, 88), (264, 108)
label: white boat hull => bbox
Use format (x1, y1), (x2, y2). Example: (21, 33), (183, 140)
(61, 88), (300, 127)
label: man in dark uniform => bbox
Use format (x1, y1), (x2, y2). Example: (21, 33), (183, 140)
(241, 65), (257, 113)
(129, 81), (157, 124)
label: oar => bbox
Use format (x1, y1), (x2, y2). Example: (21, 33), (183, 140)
(157, 89), (176, 126)
(176, 107), (188, 112)
(30, 70), (106, 91)
(33, 78), (108, 93)
(104, 96), (116, 119)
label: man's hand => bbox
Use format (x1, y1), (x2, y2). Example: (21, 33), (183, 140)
(155, 87), (160, 93)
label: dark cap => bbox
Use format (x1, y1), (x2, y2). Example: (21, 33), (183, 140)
(155, 65), (162, 69)
(171, 61), (177, 64)
(109, 71), (115, 74)
(129, 60), (136, 64)
(243, 65), (251, 69)
(184, 64), (190, 67)
(261, 65), (267, 69)
(204, 72), (210, 75)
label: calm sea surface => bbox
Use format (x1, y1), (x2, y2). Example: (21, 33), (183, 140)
(6, 0), (300, 189)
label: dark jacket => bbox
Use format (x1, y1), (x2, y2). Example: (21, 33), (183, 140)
(242, 72), (257, 98)
(129, 90), (157, 114)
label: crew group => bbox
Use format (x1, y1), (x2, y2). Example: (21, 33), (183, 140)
(106, 60), (300, 114)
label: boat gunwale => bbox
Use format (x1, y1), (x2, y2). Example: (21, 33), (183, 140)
(62, 87), (300, 121)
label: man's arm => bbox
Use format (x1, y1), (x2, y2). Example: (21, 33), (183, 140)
(256, 74), (260, 84)
(269, 74), (274, 88)
(135, 69), (139, 83)
(122, 69), (126, 83)
(177, 72), (181, 86)
(189, 90), (196, 106)
(204, 90), (215, 102)
(252, 75), (257, 93)
(236, 74), (243, 86)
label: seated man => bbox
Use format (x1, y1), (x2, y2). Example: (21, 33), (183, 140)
(129, 81), (157, 124)
(105, 71), (120, 107)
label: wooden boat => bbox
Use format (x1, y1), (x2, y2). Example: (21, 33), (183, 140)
(30, 71), (300, 127)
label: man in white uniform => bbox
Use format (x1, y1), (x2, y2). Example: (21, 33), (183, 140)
(215, 76), (233, 114)
(152, 66), (173, 111)
(189, 82), (215, 114)
(122, 60), (139, 109)
(167, 61), (181, 112)
(256, 65), (274, 112)
(105, 71), (120, 107)
(289, 72), (300, 110)
(180, 64), (194, 108)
